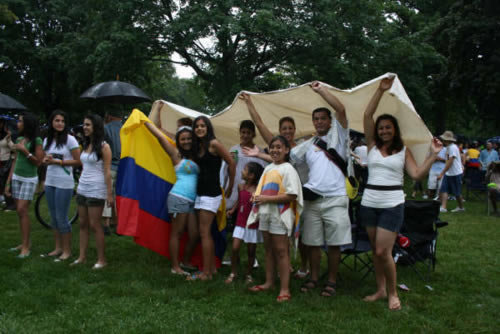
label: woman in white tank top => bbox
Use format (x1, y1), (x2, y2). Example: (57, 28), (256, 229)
(361, 76), (442, 311)
(73, 114), (112, 270)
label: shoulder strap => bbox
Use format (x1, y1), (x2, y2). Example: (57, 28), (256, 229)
(313, 137), (347, 177)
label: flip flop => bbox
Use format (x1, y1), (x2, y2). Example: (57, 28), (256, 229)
(248, 285), (269, 292)
(224, 273), (237, 284)
(277, 294), (292, 303)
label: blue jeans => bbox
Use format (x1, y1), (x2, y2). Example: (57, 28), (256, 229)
(45, 185), (73, 234)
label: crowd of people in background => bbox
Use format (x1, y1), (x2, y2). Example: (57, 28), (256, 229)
(2, 78), (500, 310)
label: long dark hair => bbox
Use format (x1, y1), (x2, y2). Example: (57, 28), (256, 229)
(82, 114), (105, 161)
(0, 119), (6, 140)
(175, 127), (194, 160)
(245, 162), (264, 186)
(44, 110), (69, 150)
(269, 135), (291, 162)
(374, 114), (404, 154)
(192, 116), (216, 158)
(20, 112), (40, 154)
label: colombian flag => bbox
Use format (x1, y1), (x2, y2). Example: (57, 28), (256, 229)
(116, 109), (227, 268)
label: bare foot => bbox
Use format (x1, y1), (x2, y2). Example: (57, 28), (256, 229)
(48, 250), (62, 257)
(363, 290), (387, 302)
(388, 295), (401, 311)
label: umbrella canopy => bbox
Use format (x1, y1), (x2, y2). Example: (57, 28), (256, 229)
(80, 81), (151, 104)
(0, 93), (27, 111)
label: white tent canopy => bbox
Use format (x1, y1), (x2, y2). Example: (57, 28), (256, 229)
(149, 73), (433, 164)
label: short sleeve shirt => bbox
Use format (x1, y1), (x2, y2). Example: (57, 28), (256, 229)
(43, 135), (80, 189)
(13, 136), (43, 178)
(446, 143), (463, 176)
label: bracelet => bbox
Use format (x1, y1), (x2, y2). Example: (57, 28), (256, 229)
(27, 153), (33, 159)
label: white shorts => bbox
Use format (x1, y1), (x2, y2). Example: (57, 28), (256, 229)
(194, 195), (222, 214)
(258, 213), (289, 236)
(232, 226), (263, 244)
(302, 195), (351, 246)
(427, 170), (442, 190)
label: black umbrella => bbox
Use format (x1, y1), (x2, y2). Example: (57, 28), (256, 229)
(80, 81), (151, 104)
(0, 93), (27, 111)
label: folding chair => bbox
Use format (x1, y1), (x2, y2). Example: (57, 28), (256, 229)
(340, 200), (373, 281)
(464, 169), (487, 201)
(393, 200), (448, 282)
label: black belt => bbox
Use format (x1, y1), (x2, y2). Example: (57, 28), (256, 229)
(365, 184), (403, 191)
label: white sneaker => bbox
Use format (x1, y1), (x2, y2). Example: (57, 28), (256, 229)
(439, 207), (448, 213)
(451, 207), (465, 213)
(253, 258), (259, 268)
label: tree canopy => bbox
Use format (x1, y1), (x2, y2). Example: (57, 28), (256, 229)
(0, 0), (498, 137)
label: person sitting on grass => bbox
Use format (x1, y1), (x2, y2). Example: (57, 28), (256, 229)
(5, 112), (44, 258)
(247, 136), (303, 303)
(225, 162), (264, 284)
(486, 161), (500, 216)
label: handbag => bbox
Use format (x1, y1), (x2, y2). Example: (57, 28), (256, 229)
(313, 138), (359, 199)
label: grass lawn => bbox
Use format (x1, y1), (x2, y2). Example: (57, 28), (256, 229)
(1, 195), (499, 333)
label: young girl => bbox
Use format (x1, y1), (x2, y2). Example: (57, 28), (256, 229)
(247, 136), (303, 302)
(224, 162), (264, 284)
(188, 116), (235, 281)
(144, 121), (200, 275)
(72, 114), (112, 269)
(5, 113), (44, 258)
(41, 110), (81, 261)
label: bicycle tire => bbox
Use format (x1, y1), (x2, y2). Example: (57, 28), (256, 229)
(35, 190), (79, 229)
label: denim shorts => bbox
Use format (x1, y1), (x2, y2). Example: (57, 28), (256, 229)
(76, 194), (105, 207)
(167, 193), (194, 215)
(359, 203), (404, 233)
(440, 174), (463, 197)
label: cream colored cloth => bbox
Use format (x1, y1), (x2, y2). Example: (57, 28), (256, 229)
(149, 73), (432, 165)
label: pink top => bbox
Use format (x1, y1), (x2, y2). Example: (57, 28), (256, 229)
(235, 189), (257, 229)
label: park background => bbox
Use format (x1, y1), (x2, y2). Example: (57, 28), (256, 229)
(1, 1), (500, 332)
(1, 0), (499, 139)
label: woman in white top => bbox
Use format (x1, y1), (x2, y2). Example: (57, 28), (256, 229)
(361, 77), (442, 310)
(42, 110), (81, 261)
(73, 114), (112, 269)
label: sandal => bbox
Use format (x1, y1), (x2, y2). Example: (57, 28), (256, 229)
(277, 294), (292, 303)
(224, 273), (237, 284)
(248, 285), (270, 292)
(186, 272), (212, 281)
(294, 269), (310, 279)
(300, 279), (318, 293)
(320, 281), (337, 297)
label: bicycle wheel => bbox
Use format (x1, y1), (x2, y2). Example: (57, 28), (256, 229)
(35, 190), (79, 229)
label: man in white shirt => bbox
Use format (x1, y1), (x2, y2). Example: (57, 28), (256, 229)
(438, 130), (465, 212)
(291, 81), (351, 297)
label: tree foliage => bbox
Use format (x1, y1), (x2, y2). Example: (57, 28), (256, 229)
(0, 0), (498, 136)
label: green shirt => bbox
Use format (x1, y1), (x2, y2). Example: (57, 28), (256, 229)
(13, 136), (43, 178)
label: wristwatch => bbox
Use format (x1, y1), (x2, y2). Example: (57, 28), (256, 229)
(27, 153), (33, 158)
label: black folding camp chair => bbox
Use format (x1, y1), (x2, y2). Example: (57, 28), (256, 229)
(393, 200), (448, 282)
(464, 169), (487, 201)
(340, 200), (373, 281)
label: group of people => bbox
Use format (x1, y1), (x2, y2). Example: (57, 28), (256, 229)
(4, 78), (446, 310)
(4, 111), (114, 269)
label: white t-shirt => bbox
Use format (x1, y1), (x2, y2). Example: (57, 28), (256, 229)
(43, 135), (79, 189)
(302, 121), (348, 196)
(446, 143), (463, 176)
(354, 145), (368, 165)
(220, 144), (268, 209)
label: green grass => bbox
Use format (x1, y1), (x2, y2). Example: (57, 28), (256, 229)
(1, 195), (499, 333)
